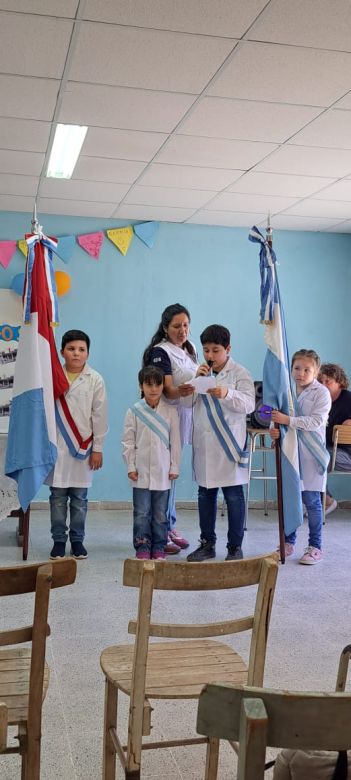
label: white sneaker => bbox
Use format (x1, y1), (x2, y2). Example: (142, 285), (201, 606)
(325, 498), (337, 516)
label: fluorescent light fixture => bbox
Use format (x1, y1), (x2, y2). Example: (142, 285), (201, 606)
(46, 123), (88, 179)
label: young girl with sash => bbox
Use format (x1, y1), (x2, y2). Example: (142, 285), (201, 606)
(122, 366), (181, 560)
(271, 349), (331, 564)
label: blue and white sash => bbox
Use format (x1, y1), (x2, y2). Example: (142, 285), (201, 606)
(201, 394), (248, 467)
(294, 395), (330, 475)
(132, 400), (170, 449)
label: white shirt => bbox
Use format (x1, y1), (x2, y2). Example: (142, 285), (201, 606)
(46, 364), (108, 488)
(122, 396), (181, 491)
(154, 340), (198, 445)
(289, 379), (331, 491)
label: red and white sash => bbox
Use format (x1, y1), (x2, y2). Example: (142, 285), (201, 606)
(55, 394), (93, 460)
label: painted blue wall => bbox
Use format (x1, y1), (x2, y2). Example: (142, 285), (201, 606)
(1, 211), (350, 500)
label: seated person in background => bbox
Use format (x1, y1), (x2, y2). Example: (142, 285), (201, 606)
(319, 363), (351, 516)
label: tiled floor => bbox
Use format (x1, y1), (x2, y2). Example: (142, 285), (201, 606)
(1, 505), (350, 779)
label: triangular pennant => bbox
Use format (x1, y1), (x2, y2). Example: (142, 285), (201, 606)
(18, 239), (28, 258)
(0, 240), (17, 269)
(134, 221), (159, 248)
(106, 226), (133, 256)
(55, 235), (75, 264)
(77, 231), (104, 259)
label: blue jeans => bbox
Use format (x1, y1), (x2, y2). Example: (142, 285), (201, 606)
(133, 488), (169, 554)
(198, 484), (245, 548)
(50, 487), (88, 543)
(285, 490), (322, 550)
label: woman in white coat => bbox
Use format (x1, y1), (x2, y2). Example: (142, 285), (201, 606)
(142, 303), (198, 552)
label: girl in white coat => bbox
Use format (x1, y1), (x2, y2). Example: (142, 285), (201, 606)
(271, 349), (331, 565)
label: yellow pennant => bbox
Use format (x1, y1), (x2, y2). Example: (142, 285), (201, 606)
(107, 227), (133, 256)
(18, 239), (28, 258)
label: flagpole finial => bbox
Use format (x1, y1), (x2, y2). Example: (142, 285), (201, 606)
(31, 201), (43, 236)
(266, 210), (273, 247)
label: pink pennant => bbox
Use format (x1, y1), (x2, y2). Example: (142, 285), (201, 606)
(77, 231), (104, 259)
(0, 240), (17, 269)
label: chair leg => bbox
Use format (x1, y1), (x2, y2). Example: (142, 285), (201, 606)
(26, 738), (41, 780)
(22, 506), (30, 561)
(103, 680), (118, 780)
(205, 737), (220, 780)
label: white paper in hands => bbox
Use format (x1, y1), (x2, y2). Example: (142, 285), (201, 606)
(191, 376), (216, 394)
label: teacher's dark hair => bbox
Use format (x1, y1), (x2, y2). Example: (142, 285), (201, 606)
(142, 303), (196, 366)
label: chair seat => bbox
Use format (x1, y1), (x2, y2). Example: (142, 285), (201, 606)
(101, 639), (247, 699)
(0, 647), (50, 725)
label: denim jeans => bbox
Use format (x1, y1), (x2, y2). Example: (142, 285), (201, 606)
(133, 488), (169, 554)
(198, 484), (245, 548)
(50, 487), (88, 543)
(285, 490), (323, 550)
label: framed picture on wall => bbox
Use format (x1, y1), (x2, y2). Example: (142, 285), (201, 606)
(0, 289), (22, 434)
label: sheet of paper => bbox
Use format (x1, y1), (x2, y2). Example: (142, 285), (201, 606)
(191, 376), (216, 394)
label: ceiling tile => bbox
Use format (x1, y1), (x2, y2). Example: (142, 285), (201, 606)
(180, 97), (321, 143)
(156, 135), (277, 169)
(0, 11), (73, 78)
(0, 117), (51, 152)
(59, 82), (195, 132)
(208, 192), (298, 213)
(70, 23), (235, 93)
(40, 179), (129, 203)
(0, 194), (34, 212)
(0, 174), (38, 197)
(334, 93), (351, 109)
(115, 204), (195, 222)
(207, 41), (351, 106)
(38, 198), (116, 218)
(290, 109), (351, 149)
(0, 149), (44, 176)
(72, 157), (146, 184)
(123, 185), (216, 208)
(139, 163), (243, 190)
(264, 214), (343, 230)
(227, 171), (336, 197)
(83, 0), (268, 38)
(283, 198), (351, 219)
(0, 2), (78, 15)
(256, 146), (351, 178)
(187, 210), (266, 226)
(83, 128), (167, 162)
(313, 179), (351, 201)
(327, 220), (351, 232)
(0, 75), (59, 120)
(247, 0), (351, 51)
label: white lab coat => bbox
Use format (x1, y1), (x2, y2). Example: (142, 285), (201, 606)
(289, 379), (331, 491)
(154, 339), (198, 445)
(182, 357), (255, 488)
(46, 364), (108, 488)
(122, 396), (181, 491)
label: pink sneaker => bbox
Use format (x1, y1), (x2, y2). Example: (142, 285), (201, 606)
(299, 546), (323, 565)
(169, 529), (189, 549)
(152, 551), (166, 560)
(136, 551), (151, 560)
(277, 542), (295, 557)
(165, 536), (181, 555)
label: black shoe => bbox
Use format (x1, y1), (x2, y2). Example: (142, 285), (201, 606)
(225, 546), (243, 561)
(50, 542), (66, 559)
(187, 540), (216, 562)
(70, 541), (88, 559)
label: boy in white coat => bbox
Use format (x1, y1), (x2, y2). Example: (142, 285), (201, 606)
(184, 325), (255, 562)
(122, 366), (181, 559)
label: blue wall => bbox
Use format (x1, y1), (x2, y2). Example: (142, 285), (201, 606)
(1, 211), (350, 500)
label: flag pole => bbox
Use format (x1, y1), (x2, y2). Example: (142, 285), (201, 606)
(31, 200), (43, 236)
(265, 213), (286, 564)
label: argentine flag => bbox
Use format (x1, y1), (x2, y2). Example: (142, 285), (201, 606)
(5, 233), (68, 511)
(249, 226), (303, 536)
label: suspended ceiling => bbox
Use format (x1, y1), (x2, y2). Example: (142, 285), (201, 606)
(1, 0), (351, 231)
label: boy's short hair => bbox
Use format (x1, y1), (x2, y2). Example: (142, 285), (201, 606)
(61, 330), (90, 352)
(138, 366), (164, 386)
(319, 363), (349, 390)
(200, 324), (230, 348)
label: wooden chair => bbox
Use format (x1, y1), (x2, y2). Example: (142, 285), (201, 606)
(197, 682), (351, 779)
(0, 703), (8, 753)
(330, 425), (351, 473)
(100, 553), (279, 779)
(0, 558), (77, 778)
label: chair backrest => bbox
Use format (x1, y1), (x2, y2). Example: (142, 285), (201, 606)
(197, 683), (351, 780)
(124, 553), (279, 687)
(333, 425), (351, 447)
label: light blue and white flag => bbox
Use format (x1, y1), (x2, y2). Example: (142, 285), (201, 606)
(249, 226), (303, 536)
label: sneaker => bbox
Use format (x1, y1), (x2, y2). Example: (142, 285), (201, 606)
(50, 542), (66, 559)
(152, 551), (166, 560)
(70, 541), (88, 559)
(225, 545), (243, 561)
(325, 498), (337, 516)
(299, 546), (323, 565)
(187, 540), (216, 562)
(277, 542), (295, 557)
(169, 529), (189, 549)
(165, 536), (181, 555)
(136, 550), (151, 560)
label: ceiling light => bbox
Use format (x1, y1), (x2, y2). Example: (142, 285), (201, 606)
(46, 123), (88, 179)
